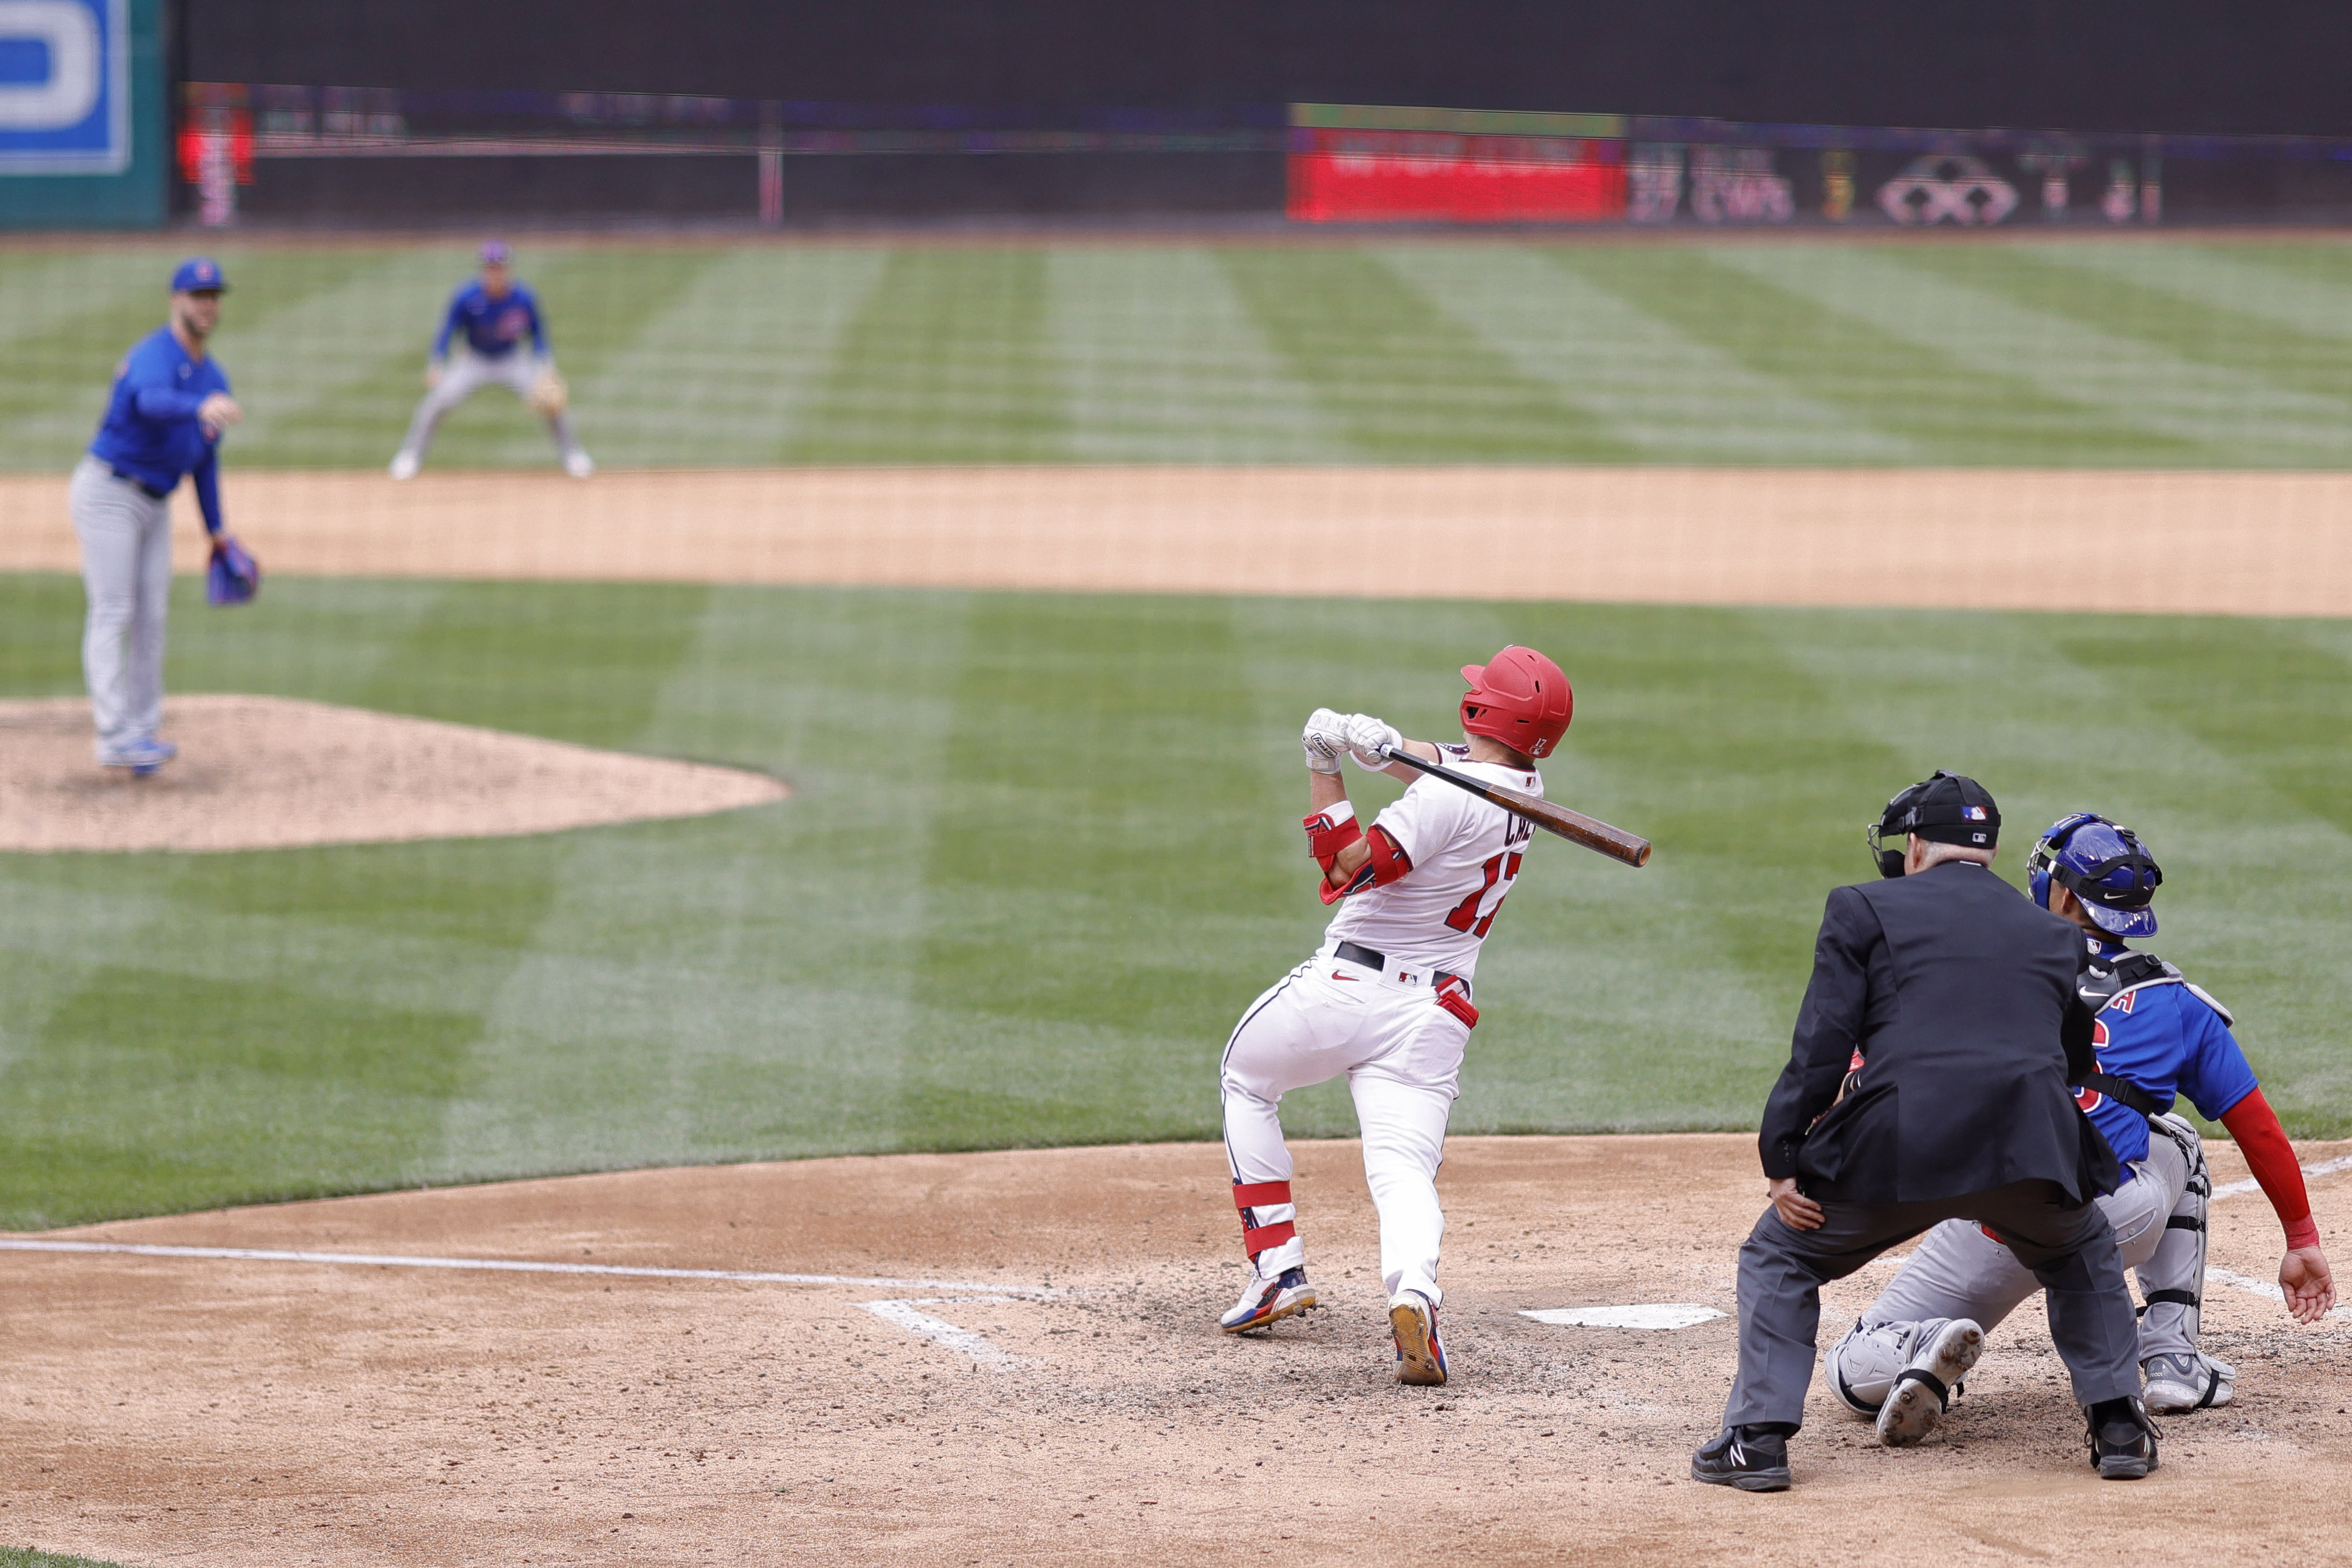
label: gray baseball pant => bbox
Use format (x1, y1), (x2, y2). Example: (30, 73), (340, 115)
(1722, 1179), (2143, 1432)
(394, 349), (585, 466)
(69, 455), (174, 757)
(1824, 1117), (2209, 1407)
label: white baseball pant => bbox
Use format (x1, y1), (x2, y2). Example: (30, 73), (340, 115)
(69, 455), (174, 756)
(393, 349), (585, 467)
(1824, 1121), (2200, 1409)
(1220, 944), (1469, 1304)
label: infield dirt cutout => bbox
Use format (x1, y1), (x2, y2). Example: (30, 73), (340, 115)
(2, 1135), (2347, 1567)
(6, 464), (2352, 615)
(0, 695), (786, 852)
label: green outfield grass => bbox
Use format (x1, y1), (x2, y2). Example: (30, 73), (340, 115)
(1, 575), (2346, 1228)
(5, 236), (2352, 470)
(0, 1549), (125, 1567)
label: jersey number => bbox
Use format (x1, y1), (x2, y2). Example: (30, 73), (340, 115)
(1444, 852), (1523, 937)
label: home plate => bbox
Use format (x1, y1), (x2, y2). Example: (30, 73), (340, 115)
(1520, 1304), (1726, 1330)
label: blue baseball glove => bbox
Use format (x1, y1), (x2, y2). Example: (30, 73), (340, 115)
(207, 534), (261, 606)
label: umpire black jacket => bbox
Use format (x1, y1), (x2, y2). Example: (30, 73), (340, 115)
(1759, 860), (2117, 1206)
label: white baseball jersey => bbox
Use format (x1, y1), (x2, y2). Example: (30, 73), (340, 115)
(1323, 743), (1540, 980)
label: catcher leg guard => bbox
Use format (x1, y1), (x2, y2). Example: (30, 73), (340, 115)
(1389, 1289), (1447, 1385)
(1822, 1319), (1915, 1416)
(2135, 1113), (2209, 1366)
(1875, 1318), (1982, 1447)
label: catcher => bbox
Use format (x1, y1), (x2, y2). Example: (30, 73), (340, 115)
(388, 240), (593, 480)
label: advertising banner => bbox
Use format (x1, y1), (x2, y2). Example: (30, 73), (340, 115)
(0, 0), (165, 226)
(1288, 128), (1624, 223)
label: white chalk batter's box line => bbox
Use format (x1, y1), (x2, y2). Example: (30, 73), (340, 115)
(0, 1238), (1058, 1297)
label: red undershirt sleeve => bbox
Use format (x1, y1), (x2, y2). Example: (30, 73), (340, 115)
(2218, 1088), (2320, 1252)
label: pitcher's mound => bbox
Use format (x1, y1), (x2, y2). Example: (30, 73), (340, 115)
(0, 695), (787, 852)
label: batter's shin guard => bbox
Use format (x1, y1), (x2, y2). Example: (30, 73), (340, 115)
(1232, 1179), (1301, 1272)
(2136, 1116), (2209, 1359)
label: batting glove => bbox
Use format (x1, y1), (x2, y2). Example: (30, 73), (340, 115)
(1344, 713), (1403, 771)
(1302, 708), (1350, 774)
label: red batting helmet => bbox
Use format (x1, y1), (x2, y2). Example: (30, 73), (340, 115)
(1459, 646), (1573, 760)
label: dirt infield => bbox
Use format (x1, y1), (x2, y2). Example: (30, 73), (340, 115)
(2, 1135), (2346, 1567)
(0, 695), (786, 852)
(5, 465), (2352, 615)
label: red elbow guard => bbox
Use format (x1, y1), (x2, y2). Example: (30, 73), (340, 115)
(1365, 824), (1412, 885)
(2220, 1088), (2320, 1249)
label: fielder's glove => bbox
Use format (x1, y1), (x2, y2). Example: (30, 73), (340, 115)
(526, 367), (570, 417)
(206, 534), (261, 606)
(1302, 708), (1350, 774)
(1344, 713), (1402, 771)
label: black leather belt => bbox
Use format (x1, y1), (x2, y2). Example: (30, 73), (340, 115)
(1330, 940), (1465, 994)
(109, 466), (173, 500)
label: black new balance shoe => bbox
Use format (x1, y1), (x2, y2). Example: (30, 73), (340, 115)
(2085, 1396), (2161, 1479)
(1691, 1425), (1793, 1492)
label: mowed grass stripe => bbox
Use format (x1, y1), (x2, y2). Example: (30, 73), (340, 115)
(1890, 245), (2352, 412)
(1049, 246), (1347, 462)
(570, 246), (891, 468)
(903, 595), (1271, 1148)
(1715, 245), (2326, 465)
(1386, 243), (1912, 464)
(1216, 247), (1634, 461)
(787, 247), (1068, 462)
(1545, 245), (2190, 465)
(2034, 242), (2352, 345)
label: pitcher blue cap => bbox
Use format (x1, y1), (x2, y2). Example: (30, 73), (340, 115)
(480, 239), (513, 264)
(170, 257), (228, 293)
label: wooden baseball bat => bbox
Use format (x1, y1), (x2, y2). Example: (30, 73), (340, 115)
(1378, 745), (1651, 868)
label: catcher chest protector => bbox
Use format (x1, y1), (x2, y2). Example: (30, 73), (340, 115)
(1458, 646), (1573, 759)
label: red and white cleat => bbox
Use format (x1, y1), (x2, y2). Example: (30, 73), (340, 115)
(1220, 1265), (1317, 1334)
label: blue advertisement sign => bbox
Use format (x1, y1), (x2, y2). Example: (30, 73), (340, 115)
(0, 0), (128, 173)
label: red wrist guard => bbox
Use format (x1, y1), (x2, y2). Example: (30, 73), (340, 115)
(1303, 807), (1362, 871)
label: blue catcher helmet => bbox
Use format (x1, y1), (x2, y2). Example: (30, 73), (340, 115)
(2028, 813), (2163, 938)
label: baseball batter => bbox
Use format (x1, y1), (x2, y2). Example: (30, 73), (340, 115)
(1217, 647), (1574, 1387)
(68, 257), (246, 774)
(1824, 813), (2336, 1442)
(388, 240), (592, 480)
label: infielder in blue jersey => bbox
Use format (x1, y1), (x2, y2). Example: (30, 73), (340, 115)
(1824, 813), (2335, 1442)
(389, 240), (593, 480)
(69, 257), (248, 774)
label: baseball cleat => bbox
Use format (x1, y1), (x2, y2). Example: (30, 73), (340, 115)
(1388, 1290), (1447, 1385)
(2085, 1396), (2161, 1479)
(1875, 1317), (1981, 1447)
(99, 736), (177, 776)
(1690, 1427), (1792, 1492)
(1220, 1265), (1317, 1334)
(2142, 1352), (2234, 1413)
(388, 451), (419, 481)
(564, 451), (596, 479)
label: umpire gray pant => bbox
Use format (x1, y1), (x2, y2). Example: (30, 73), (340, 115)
(1722, 1179), (2142, 1431)
(69, 455), (174, 756)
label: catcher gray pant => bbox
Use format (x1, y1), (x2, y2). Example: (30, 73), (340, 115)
(1721, 1180), (2142, 1432)
(1824, 1115), (2209, 1410)
(394, 350), (584, 466)
(69, 455), (174, 755)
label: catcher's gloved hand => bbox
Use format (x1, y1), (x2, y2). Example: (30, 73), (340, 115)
(1344, 713), (1403, 771)
(1302, 708), (1350, 774)
(206, 534), (260, 606)
(527, 366), (570, 417)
